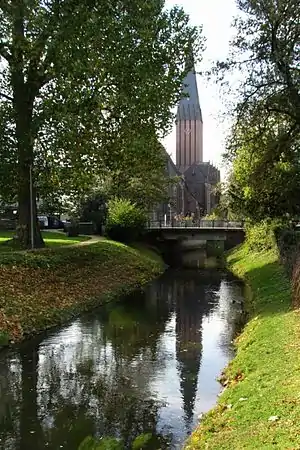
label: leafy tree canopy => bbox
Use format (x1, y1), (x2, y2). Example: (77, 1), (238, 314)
(226, 112), (300, 219)
(214, 0), (300, 221)
(215, 0), (299, 128)
(0, 0), (204, 247)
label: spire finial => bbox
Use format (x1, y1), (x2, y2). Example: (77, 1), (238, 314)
(185, 48), (195, 72)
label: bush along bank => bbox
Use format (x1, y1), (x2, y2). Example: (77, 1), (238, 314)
(0, 240), (165, 347)
(185, 241), (300, 449)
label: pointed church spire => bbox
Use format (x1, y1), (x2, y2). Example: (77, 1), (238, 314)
(185, 49), (194, 72)
(176, 51), (204, 171)
(176, 55), (202, 122)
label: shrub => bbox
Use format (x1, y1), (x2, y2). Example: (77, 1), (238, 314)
(277, 228), (300, 277)
(78, 436), (123, 450)
(67, 223), (79, 237)
(245, 219), (286, 253)
(78, 433), (153, 450)
(79, 191), (108, 234)
(105, 198), (147, 243)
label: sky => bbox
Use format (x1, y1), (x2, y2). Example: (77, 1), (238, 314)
(162, 0), (239, 176)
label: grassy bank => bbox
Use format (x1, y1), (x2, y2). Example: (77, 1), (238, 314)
(186, 244), (300, 449)
(0, 240), (164, 346)
(0, 230), (89, 251)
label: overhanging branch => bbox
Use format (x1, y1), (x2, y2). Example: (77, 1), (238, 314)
(0, 91), (13, 101)
(0, 42), (12, 62)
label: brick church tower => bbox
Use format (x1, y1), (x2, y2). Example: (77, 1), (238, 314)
(175, 58), (220, 216)
(150, 56), (220, 222)
(176, 60), (203, 173)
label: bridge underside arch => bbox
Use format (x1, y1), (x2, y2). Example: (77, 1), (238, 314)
(143, 228), (245, 268)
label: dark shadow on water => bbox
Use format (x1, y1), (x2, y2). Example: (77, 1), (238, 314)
(0, 269), (245, 450)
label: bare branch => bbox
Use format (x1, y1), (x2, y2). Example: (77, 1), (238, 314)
(0, 42), (12, 62)
(270, 22), (300, 122)
(0, 0), (11, 13)
(0, 91), (13, 101)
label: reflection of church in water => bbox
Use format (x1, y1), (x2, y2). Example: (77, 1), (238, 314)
(173, 277), (217, 430)
(147, 273), (220, 431)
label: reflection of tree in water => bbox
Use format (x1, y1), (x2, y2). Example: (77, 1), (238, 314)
(92, 289), (173, 447)
(0, 352), (22, 450)
(0, 271), (245, 450)
(0, 286), (173, 450)
(99, 288), (172, 360)
(91, 370), (172, 448)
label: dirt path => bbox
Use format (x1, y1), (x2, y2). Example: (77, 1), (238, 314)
(42, 229), (105, 248)
(69, 234), (105, 247)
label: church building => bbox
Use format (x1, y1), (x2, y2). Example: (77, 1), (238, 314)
(151, 59), (220, 223)
(175, 60), (220, 217)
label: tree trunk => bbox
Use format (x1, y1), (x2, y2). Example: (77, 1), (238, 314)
(20, 347), (45, 449)
(11, 1), (44, 249)
(14, 101), (44, 249)
(17, 160), (44, 249)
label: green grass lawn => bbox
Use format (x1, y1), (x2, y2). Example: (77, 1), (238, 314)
(186, 244), (300, 449)
(0, 230), (89, 251)
(130, 242), (165, 266)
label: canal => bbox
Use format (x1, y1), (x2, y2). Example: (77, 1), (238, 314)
(0, 269), (245, 450)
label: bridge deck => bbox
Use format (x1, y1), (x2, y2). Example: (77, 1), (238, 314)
(148, 227), (244, 231)
(147, 220), (244, 231)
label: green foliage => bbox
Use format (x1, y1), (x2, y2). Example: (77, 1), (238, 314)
(226, 118), (300, 220)
(107, 140), (174, 210)
(105, 198), (147, 243)
(244, 220), (286, 253)
(78, 436), (123, 450)
(214, 0), (300, 221)
(0, 331), (9, 346)
(276, 228), (300, 276)
(0, 1), (204, 247)
(78, 188), (108, 234)
(75, 141), (176, 228)
(132, 433), (153, 449)
(203, 183), (243, 221)
(78, 433), (154, 450)
(214, 0), (300, 127)
(277, 229), (299, 248)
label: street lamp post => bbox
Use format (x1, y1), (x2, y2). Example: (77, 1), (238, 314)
(29, 164), (34, 249)
(168, 203), (172, 227)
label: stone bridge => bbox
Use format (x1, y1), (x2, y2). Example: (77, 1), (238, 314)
(145, 220), (245, 268)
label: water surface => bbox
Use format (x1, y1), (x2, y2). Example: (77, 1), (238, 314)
(0, 269), (244, 449)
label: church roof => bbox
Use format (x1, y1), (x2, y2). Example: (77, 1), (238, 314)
(183, 162), (220, 184)
(166, 151), (182, 177)
(177, 66), (202, 122)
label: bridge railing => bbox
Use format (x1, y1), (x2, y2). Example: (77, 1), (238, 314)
(147, 219), (245, 229)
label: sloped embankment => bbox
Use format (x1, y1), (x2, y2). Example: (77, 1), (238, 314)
(185, 244), (300, 449)
(0, 240), (164, 346)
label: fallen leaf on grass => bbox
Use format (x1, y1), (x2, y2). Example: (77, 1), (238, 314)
(0, 243), (162, 344)
(268, 415), (279, 421)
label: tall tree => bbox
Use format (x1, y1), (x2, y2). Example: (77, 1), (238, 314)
(226, 112), (300, 219)
(105, 138), (178, 210)
(214, 0), (300, 220)
(216, 0), (300, 128)
(0, 0), (203, 248)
